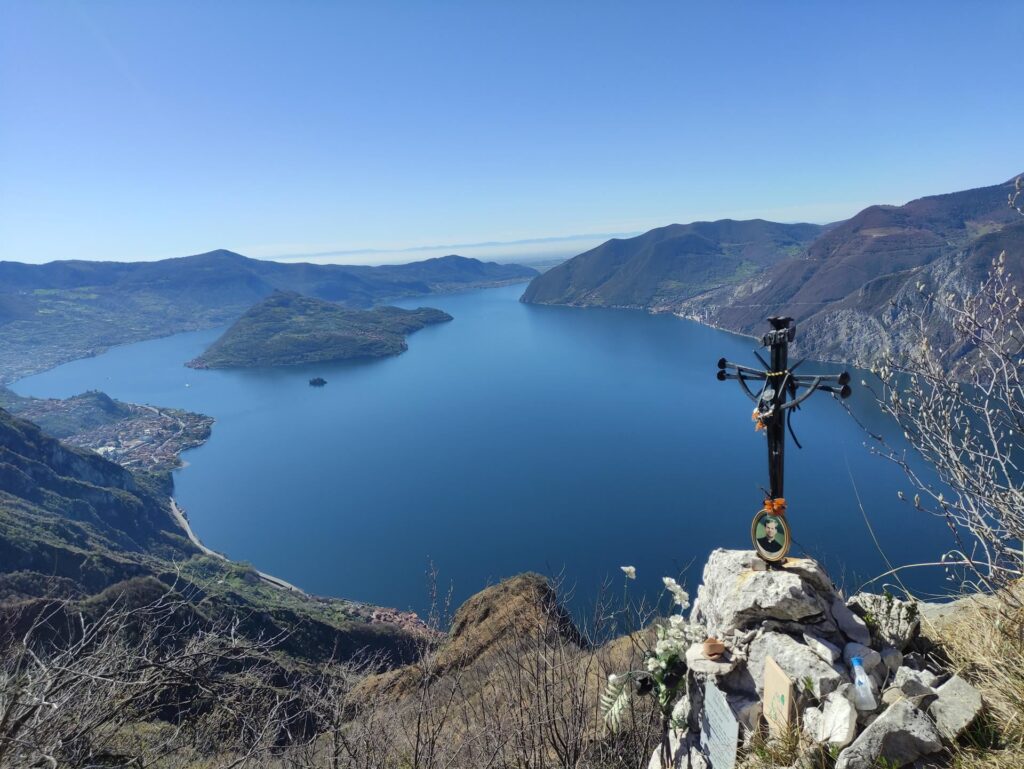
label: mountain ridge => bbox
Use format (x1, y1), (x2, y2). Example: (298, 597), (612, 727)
(520, 219), (824, 309)
(522, 174), (1023, 368)
(0, 251), (536, 384)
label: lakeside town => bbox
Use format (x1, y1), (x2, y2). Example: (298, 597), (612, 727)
(0, 387), (212, 473)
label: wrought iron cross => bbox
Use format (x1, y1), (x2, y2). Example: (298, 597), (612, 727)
(716, 317), (852, 560)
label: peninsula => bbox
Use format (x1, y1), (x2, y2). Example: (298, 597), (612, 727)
(187, 290), (452, 368)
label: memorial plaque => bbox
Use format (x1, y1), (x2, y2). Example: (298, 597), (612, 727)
(763, 655), (794, 737)
(700, 680), (738, 769)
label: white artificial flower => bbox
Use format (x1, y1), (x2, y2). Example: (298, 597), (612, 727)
(671, 695), (690, 723)
(607, 673), (619, 685)
(662, 576), (691, 611)
(621, 566), (636, 580)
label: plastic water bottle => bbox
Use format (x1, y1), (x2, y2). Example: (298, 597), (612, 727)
(851, 656), (877, 711)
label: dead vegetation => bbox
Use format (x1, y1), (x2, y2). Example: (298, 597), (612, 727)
(922, 588), (1024, 769)
(0, 572), (665, 768)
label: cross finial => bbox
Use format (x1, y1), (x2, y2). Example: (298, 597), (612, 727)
(716, 318), (851, 561)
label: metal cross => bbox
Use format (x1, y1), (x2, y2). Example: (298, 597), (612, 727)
(716, 316), (851, 526)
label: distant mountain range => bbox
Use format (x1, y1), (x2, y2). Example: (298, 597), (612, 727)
(188, 290), (452, 368)
(522, 175), (1023, 368)
(0, 251), (536, 383)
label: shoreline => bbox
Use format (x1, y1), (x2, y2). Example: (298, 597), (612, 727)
(168, 497), (308, 596)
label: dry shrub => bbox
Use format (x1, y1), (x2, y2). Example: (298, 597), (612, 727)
(924, 586), (1024, 769)
(314, 573), (662, 769)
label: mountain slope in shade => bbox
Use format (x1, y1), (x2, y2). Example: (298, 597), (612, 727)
(0, 252), (536, 384)
(0, 407), (422, 663)
(521, 219), (823, 308)
(188, 291), (452, 368)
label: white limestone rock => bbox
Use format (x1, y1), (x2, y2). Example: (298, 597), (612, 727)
(803, 633), (841, 663)
(778, 557), (836, 593)
(843, 642), (882, 673)
(692, 549), (828, 638)
(835, 699), (943, 769)
(928, 674), (983, 741)
(802, 706), (822, 741)
(646, 729), (707, 769)
(894, 667), (938, 690)
(647, 728), (685, 769)
(847, 592), (921, 651)
(744, 631), (847, 700)
(829, 595), (872, 646)
(818, 691), (858, 748)
(881, 676), (937, 708)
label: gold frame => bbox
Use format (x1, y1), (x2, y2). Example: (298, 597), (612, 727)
(751, 509), (791, 562)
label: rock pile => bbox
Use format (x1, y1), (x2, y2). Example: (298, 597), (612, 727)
(655, 549), (983, 769)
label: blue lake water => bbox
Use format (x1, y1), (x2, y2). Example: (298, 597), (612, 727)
(12, 284), (953, 616)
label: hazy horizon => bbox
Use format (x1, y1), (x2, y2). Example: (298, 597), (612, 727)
(3, 2), (1021, 265)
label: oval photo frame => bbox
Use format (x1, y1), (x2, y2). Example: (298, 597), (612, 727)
(751, 509), (791, 562)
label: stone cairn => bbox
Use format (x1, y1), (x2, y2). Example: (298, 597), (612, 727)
(654, 549), (983, 769)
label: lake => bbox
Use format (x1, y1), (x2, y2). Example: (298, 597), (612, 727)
(12, 284), (952, 617)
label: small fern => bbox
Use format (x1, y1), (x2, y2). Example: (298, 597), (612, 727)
(600, 674), (632, 731)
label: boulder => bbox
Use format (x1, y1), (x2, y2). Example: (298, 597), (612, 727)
(802, 706), (822, 741)
(881, 647), (903, 675)
(847, 592), (921, 651)
(692, 550), (827, 638)
(816, 691), (858, 748)
(647, 728), (685, 769)
(843, 642), (882, 673)
(928, 674), (983, 741)
(835, 699), (942, 769)
(743, 631), (847, 700)
(881, 676), (937, 709)
(727, 692), (762, 733)
(646, 727), (710, 769)
(804, 632), (841, 664)
(830, 595), (872, 646)
(894, 667), (939, 690)
(778, 557), (837, 593)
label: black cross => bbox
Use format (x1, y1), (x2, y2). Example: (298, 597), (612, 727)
(716, 317), (851, 503)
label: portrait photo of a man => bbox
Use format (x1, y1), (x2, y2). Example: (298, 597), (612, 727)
(758, 516), (783, 553)
(752, 512), (789, 561)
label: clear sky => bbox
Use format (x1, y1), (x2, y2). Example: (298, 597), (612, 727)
(2, 2), (1022, 265)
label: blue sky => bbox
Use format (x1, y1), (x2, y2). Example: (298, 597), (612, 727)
(2, 2), (1021, 265)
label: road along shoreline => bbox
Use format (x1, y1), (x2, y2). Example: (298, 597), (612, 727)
(169, 497), (307, 595)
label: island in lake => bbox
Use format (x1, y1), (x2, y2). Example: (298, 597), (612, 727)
(187, 290), (453, 369)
